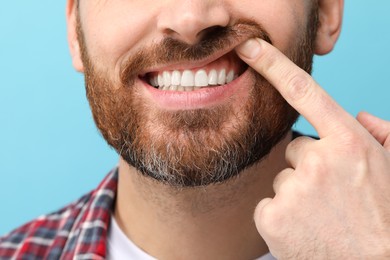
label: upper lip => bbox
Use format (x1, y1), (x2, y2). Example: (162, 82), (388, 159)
(139, 40), (247, 76)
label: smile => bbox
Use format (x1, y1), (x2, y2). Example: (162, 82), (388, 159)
(137, 47), (253, 110)
(142, 51), (248, 92)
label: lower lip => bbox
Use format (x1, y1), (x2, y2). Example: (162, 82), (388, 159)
(139, 68), (251, 110)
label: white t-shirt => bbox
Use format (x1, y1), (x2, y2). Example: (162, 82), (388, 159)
(107, 216), (275, 260)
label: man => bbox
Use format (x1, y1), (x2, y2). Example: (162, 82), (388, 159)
(1, 0), (389, 259)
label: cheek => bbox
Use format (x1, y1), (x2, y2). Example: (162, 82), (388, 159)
(79, 0), (307, 71)
(80, 2), (159, 71)
(233, 0), (304, 51)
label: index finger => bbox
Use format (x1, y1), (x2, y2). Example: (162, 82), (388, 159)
(236, 38), (354, 138)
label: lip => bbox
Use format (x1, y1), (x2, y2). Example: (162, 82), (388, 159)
(139, 65), (252, 111)
(139, 42), (241, 76)
(135, 38), (254, 110)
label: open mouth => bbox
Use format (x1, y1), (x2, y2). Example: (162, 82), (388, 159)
(141, 51), (248, 92)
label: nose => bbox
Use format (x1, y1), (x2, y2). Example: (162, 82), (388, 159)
(157, 0), (231, 44)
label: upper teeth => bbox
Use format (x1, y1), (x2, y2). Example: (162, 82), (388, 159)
(149, 69), (237, 90)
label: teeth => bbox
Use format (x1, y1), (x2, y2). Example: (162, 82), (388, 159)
(163, 71), (171, 87)
(158, 74), (164, 87)
(208, 70), (218, 85)
(150, 76), (158, 87)
(218, 69), (226, 85)
(195, 70), (208, 87)
(226, 70), (235, 84)
(150, 69), (237, 91)
(181, 70), (195, 87)
(172, 70), (181, 86)
(170, 85), (179, 91)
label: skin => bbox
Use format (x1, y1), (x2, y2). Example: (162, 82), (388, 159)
(236, 39), (390, 258)
(66, 0), (390, 258)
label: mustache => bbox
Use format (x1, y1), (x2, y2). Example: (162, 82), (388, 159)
(120, 19), (272, 86)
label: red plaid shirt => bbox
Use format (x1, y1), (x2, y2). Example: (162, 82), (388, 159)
(0, 168), (118, 260)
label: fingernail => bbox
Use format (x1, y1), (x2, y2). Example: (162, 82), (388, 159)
(236, 38), (262, 59)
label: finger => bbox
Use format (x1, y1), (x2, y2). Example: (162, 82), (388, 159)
(357, 111), (390, 150)
(256, 197), (273, 215)
(254, 197), (273, 236)
(285, 136), (317, 168)
(273, 168), (294, 194)
(236, 38), (356, 138)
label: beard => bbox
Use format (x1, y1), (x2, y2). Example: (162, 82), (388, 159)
(77, 7), (319, 187)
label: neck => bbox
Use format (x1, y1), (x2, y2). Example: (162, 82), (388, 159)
(114, 131), (292, 260)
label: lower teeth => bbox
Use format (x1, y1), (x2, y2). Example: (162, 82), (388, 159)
(157, 86), (204, 91)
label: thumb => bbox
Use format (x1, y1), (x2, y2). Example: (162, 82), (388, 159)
(357, 111), (390, 150)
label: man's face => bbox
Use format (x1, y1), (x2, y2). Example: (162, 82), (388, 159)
(72, 0), (319, 187)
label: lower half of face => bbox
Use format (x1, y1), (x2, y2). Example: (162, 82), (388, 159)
(79, 12), (317, 187)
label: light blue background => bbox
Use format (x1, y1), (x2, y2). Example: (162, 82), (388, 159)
(0, 1), (389, 235)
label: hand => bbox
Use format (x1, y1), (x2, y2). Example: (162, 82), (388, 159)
(236, 39), (390, 259)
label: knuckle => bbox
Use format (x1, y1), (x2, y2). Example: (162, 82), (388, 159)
(337, 133), (377, 176)
(286, 138), (299, 153)
(338, 131), (372, 156)
(284, 73), (313, 103)
(256, 203), (280, 236)
(287, 136), (313, 152)
(300, 150), (326, 177)
(340, 131), (362, 145)
(261, 51), (281, 74)
(273, 170), (288, 192)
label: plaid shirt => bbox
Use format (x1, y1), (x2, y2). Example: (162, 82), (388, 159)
(0, 168), (118, 260)
(0, 132), (306, 260)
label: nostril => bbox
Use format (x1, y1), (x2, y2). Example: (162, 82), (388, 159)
(198, 25), (228, 43)
(157, 3), (231, 45)
(162, 28), (177, 37)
